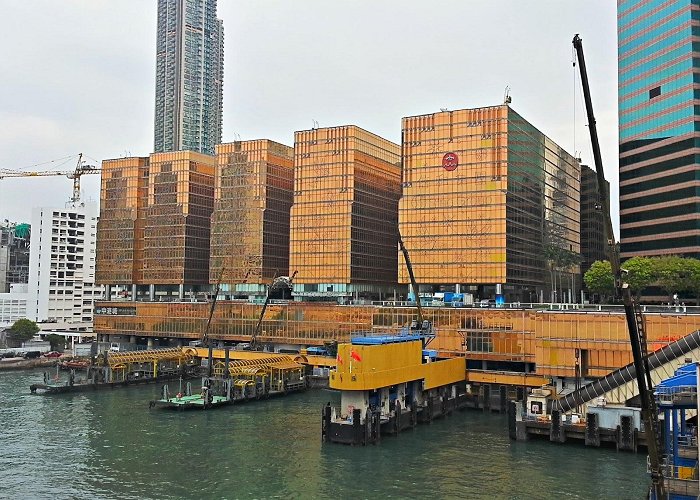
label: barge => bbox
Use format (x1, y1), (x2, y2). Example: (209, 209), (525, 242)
(321, 330), (467, 445)
(30, 347), (195, 394)
(150, 350), (307, 410)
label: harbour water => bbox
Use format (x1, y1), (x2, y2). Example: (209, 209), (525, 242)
(1, 369), (648, 499)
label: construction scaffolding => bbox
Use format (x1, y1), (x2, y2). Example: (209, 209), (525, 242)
(211, 140), (294, 287)
(290, 126), (401, 296)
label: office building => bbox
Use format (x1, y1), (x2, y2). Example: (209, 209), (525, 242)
(290, 125), (402, 301)
(0, 284), (29, 328)
(211, 140), (294, 298)
(400, 105), (581, 302)
(154, 0), (224, 155)
(95, 151), (215, 301)
(26, 203), (102, 324)
(580, 164), (609, 276)
(95, 156), (150, 291)
(619, 0), (700, 257)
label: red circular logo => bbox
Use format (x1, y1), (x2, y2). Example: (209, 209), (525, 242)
(442, 152), (458, 171)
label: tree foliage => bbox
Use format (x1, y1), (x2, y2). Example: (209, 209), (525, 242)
(622, 256), (656, 298)
(8, 319), (40, 342)
(45, 334), (65, 351)
(583, 260), (614, 299)
(583, 256), (700, 305)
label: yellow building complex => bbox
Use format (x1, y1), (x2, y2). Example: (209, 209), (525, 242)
(211, 140), (294, 298)
(96, 151), (216, 301)
(96, 156), (149, 290)
(400, 105), (581, 303)
(290, 126), (401, 301)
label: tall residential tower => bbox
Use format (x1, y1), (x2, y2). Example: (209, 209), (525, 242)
(618, 0), (700, 258)
(154, 0), (224, 156)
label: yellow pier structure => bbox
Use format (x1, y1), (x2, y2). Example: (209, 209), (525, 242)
(106, 347), (194, 382)
(323, 335), (467, 445)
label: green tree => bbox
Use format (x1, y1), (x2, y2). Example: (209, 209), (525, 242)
(8, 318), (40, 343)
(45, 334), (65, 351)
(655, 255), (689, 300)
(685, 258), (700, 306)
(622, 256), (656, 299)
(584, 260), (614, 301)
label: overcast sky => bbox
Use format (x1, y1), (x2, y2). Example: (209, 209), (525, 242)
(0, 1), (619, 234)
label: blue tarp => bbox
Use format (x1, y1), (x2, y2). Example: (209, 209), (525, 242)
(351, 334), (424, 345)
(656, 364), (697, 391)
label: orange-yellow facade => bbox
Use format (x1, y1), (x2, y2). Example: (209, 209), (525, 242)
(290, 126), (401, 297)
(400, 105), (580, 301)
(211, 140), (294, 288)
(96, 156), (149, 285)
(94, 301), (700, 379)
(142, 151), (215, 285)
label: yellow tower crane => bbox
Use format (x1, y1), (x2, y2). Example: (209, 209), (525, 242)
(0, 153), (101, 203)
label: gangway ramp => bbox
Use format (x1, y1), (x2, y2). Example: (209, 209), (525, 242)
(557, 330), (700, 413)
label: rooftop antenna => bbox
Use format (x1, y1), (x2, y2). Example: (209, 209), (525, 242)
(312, 119), (319, 129)
(503, 86), (512, 104)
(440, 108), (449, 112)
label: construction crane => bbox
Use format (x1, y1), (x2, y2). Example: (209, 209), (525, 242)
(250, 271), (298, 351)
(572, 34), (664, 499)
(0, 153), (100, 204)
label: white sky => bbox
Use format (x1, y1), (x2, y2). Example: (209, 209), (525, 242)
(0, 1), (619, 234)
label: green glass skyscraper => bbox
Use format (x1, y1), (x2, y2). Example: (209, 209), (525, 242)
(619, 0), (700, 258)
(154, 0), (224, 156)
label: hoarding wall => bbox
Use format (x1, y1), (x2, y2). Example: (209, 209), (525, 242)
(94, 301), (700, 378)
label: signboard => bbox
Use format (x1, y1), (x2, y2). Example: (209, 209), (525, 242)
(442, 152), (458, 171)
(94, 306), (137, 316)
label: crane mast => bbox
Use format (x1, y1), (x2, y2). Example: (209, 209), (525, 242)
(572, 34), (665, 499)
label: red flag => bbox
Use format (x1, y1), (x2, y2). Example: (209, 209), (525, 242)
(350, 350), (362, 362)
(336, 353), (343, 365)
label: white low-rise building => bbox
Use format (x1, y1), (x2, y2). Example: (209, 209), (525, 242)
(0, 283), (29, 327)
(26, 202), (103, 325)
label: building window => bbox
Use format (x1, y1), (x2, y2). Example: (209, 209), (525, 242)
(649, 86), (661, 99)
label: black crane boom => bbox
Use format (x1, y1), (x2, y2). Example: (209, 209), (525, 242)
(572, 34), (664, 499)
